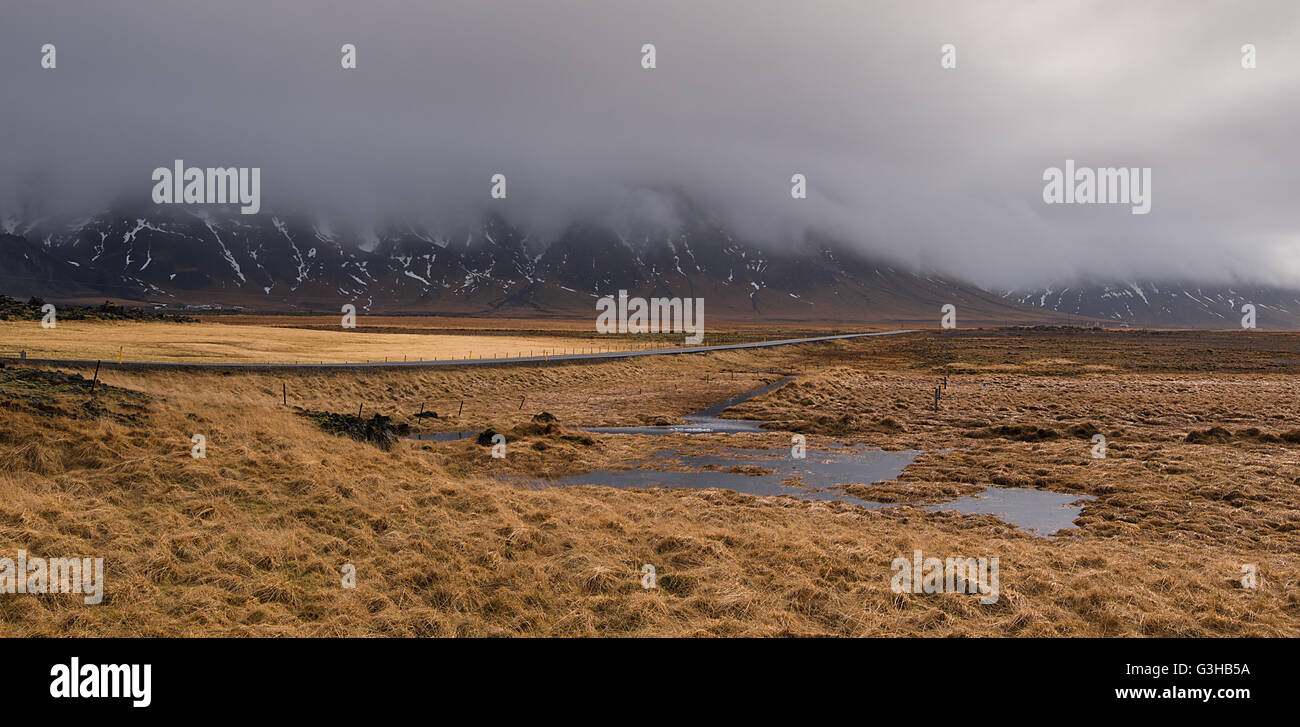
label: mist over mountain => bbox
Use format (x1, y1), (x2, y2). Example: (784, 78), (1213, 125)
(6, 200), (1300, 328)
(2, 0), (1298, 292)
(0, 202), (1035, 321)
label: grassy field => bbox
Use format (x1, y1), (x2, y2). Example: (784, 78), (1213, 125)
(202, 313), (886, 334)
(0, 317), (874, 364)
(0, 320), (652, 364)
(0, 325), (1296, 636)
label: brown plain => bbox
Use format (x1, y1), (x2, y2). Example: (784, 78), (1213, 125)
(0, 325), (1296, 636)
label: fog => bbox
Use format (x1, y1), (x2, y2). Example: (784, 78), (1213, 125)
(1, 0), (1297, 287)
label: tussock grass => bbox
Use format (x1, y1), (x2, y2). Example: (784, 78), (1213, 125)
(1, 329), (1297, 636)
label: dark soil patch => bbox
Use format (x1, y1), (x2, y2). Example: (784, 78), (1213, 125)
(298, 409), (410, 450)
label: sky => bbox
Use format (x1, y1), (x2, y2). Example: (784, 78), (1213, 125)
(1, 0), (1298, 288)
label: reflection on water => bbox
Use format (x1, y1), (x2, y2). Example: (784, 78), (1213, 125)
(544, 446), (920, 508)
(541, 445), (1093, 537)
(583, 377), (793, 435)
(409, 431), (475, 442)
(926, 487), (1095, 537)
(408, 377), (793, 440)
(410, 377), (1094, 537)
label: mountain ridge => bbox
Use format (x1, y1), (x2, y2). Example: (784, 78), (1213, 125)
(3, 207), (1297, 327)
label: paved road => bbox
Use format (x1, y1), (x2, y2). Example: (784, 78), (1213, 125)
(10, 329), (919, 370)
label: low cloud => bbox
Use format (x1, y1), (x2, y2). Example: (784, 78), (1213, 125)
(1, 0), (1297, 287)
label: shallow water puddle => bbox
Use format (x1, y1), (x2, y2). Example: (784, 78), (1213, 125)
(925, 488), (1096, 537)
(407, 378), (793, 440)
(409, 430), (475, 442)
(544, 446), (920, 508)
(542, 446), (1093, 536)
(413, 377), (1094, 536)
(582, 377), (793, 435)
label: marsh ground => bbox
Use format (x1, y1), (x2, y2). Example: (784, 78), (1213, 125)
(1, 325), (1296, 636)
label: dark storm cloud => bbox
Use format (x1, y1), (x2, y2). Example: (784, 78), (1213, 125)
(1, 0), (1297, 287)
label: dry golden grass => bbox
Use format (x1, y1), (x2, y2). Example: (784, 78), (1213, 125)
(0, 320), (642, 364)
(203, 314), (892, 336)
(1, 327), (1297, 636)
